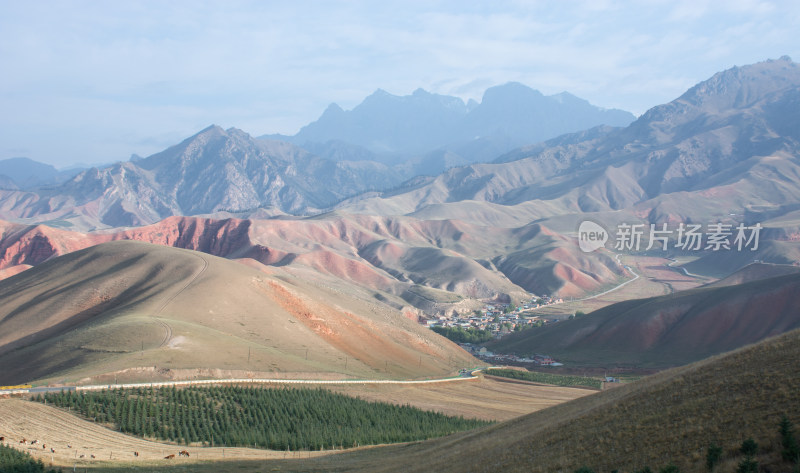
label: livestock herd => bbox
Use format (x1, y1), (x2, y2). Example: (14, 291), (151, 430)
(3, 434), (191, 461)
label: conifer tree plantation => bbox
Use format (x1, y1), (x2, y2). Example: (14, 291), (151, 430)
(34, 386), (491, 451)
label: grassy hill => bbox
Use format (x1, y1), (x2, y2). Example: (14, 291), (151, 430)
(0, 241), (477, 385)
(488, 272), (800, 369)
(704, 262), (800, 288)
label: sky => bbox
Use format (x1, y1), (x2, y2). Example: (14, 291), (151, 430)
(1, 1), (799, 168)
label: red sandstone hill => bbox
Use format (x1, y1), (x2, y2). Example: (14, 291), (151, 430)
(0, 215), (627, 311)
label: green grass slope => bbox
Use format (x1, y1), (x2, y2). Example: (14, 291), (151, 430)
(704, 262), (800, 288)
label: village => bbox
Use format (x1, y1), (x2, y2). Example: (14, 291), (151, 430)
(421, 294), (566, 366)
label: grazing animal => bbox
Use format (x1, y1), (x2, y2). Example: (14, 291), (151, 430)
(0, 436), (4, 441)
(42, 444), (46, 449)
(19, 438), (26, 444)
(179, 450), (190, 457)
(90, 454), (95, 459)
(164, 454), (175, 459)
(31, 439), (38, 445)
(67, 444), (72, 448)
(50, 448), (55, 453)
(134, 451), (139, 457)
(79, 454), (85, 459)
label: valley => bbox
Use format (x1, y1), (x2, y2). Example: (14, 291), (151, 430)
(524, 254), (710, 318)
(2, 55), (800, 472)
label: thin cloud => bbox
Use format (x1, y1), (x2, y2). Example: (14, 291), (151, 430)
(0, 1), (798, 165)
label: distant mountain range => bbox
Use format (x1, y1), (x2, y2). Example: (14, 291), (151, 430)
(339, 56), (800, 220)
(0, 157), (84, 189)
(0, 57), (798, 298)
(0, 83), (636, 227)
(264, 83), (636, 176)
(0, 127), (405, 227)
(3, 57), (789, 231)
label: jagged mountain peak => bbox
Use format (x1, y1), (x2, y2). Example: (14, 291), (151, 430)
(287, 82), (635, 168)
(678, 56), (800, 110)
(356, 87), (467, 111)
(196, 123), (226, 136)
(320, 102), (345, 117)
(630, 57), (800, 139)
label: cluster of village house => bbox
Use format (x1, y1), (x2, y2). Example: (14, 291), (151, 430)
(421, 295), (566, 366)
(422, 295), (564, 333)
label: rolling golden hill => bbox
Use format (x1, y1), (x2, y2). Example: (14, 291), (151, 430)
(0, 240), (477, 386)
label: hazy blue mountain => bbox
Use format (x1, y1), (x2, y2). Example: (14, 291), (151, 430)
(335, 57), (800, 221)
(3, 59), (797, 230)
(0, 158), (78, 189)
(263, 83), (636, 175)
(462, 84), (635, 149)
(0, 126), (403, 227)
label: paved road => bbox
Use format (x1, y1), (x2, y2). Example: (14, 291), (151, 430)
(1, 369), (488, 394)
(28, 386), (76, 393)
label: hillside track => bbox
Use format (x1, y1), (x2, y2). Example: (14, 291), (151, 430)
(0, 398), (333, 467)
(151, 253), (209, 347)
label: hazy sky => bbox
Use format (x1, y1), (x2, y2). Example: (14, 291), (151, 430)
(2, 1), (799, 167)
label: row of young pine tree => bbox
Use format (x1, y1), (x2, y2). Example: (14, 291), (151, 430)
(33, 385), (491, 451)
(574, 416), (800, 473)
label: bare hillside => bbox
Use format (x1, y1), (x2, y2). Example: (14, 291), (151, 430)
(0, 215), (628, 307)
(0, 241), (477, 385)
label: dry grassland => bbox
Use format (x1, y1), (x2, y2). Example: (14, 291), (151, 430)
(316, 374), (592, 421)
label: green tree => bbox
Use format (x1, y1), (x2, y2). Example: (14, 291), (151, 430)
(706, 443), (723, 471)
(737, 438), (759, 473)
(740, 438), (758, 457)
(659, 464), (680, 473)
(736, 458), (758, 473)
(780, 416), (800, 463)
(574, 468), (595, 473)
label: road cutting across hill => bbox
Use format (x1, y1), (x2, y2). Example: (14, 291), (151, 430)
(0, 368), (488, 395)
